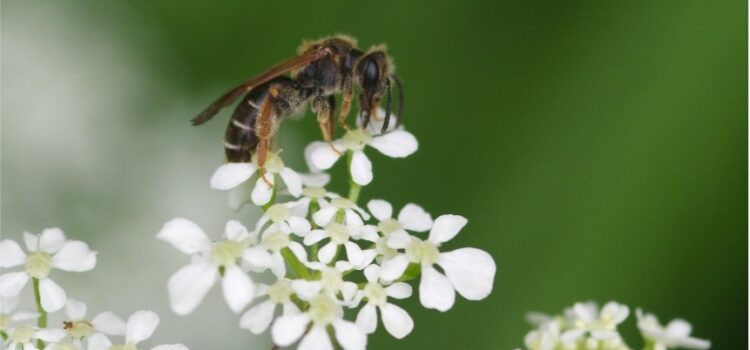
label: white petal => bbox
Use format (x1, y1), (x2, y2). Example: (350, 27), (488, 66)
(678, 337), (711, 349)
(419, 266), (455, 312)
(381, 303), (414, 339)
(228, 182), (253, 211)
(353, 225), (379, 242)
(363, 265), (381, 283)
(288, 216), (311, 236)
(52, 241), (97, 272)
(344, 242), (364, 266)
(379, 255), (409, 282)
(287, 242), (309, 265)
(357, 250), (378, 270)
(156, 218), (211, 255)
(151, 345), (190, 350)
(368, 130), (418, 158)
(65, 298), (87, 319)
(210, 162), (257, 190)
(279, 168), (303, 197)
(299, 325), (333, 350)
(341, 282), (358, 302)
(591, 330), (618, 340)
(437, 248), (496, 300)
(355, 304), (378, 334)
(39, 278), (67, 312)
(560, 329), (585, 344)
(251, 175), (275, 206)
(666, 318), (693, 338)
(282, 302), (300, 315)
(92, 312), (127, 335)
(350, 151), (373, 186)
(344, 209), (364, 226)
(222, 265), (255, 313)
(291, 280), (322, 301)
(271, 313), (310, 346)
(243, 246), (273, 270)
(0, 240), (26, 268)
(301, 172), (330, 187)
(303, 229), (328, 246)
(333, 319), (367, 350)
(224, 220), (249, 241)
(318, 242), (338, 264)
(39, 228), (66, 254)
(313, 207), (338, 227)
(398, 204), (433, 232)
(87, 333), (113, 350)
(386, 230), (411, 249)
(23, 232), (39, 252)
(428, 214), (468, 244)
(11, 311), (38, 322)
(367, 200), (392, 221)
(0, 272), (29, 297)
(167, 261), (217, 315)
(239, 300), (276, 334)
(305, 141), (342, 171)
(385, 282), (412, 299)
(35, 328), (66, 342)
(270, 252), (287, 278)
(126, 310), (160, 344)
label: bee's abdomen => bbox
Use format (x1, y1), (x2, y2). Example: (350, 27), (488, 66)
(224, 92), (263, 162)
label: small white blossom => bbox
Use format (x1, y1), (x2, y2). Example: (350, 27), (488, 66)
(295, 262), (360, 305)
(312, 198), (370, 227)
(0, 296), (38, 333)
(239, 278), (300, 335)
(367, 199), (432, 262)
(636, 309), (710, 350)
(243, 222), (309, 278)
(305, 127), (418, 186)
(210, 151), (303, 207)
(303, 223), (377, 266)
(62, 299), (126, 339)
(524, 320), (562, 350)
(0, 229), (97, 312)
(381, 215), (496, 311)
(355, 265), (414, 339)
(560, 301), (630, 344)
(157, 219), (256, 315)
(4, 325), (66, 350)
(86, 310), (189, 350)
(271, 290), (366, 350)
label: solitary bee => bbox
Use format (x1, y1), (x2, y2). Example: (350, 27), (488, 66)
(191, 35), (404, 171)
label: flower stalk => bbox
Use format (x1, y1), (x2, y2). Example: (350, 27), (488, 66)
(32, 277), (47, 349)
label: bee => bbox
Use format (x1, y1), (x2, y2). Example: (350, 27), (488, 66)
(191, 35), (404, 171)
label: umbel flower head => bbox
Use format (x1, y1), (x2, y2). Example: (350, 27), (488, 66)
(0, 228), (97, 312)
(522, 301), (710, 350)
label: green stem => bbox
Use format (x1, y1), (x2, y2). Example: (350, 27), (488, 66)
(33, 278), (47, 349)
(281, 248), (310, 280)
(345, 151), (361, 203)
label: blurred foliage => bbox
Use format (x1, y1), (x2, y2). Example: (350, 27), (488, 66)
(2, 0), (746, 349)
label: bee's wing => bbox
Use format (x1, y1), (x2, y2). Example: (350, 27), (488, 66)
(191, 49), (328, 125)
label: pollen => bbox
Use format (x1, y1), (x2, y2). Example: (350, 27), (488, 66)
(308, 294), (341, 326)
(405, 239), (439, 266)
(10, 326), (35, 344)
(211, 240), (245, 267)
(265, 204), (290, 222)
(302, 186), (327, 199)
(363, 282), (387, 306)
(325, 223), (350, 245)
(342, 129), (372, 151)
(267, 279), (293, 304)
(262, 231), (290, 252)
(378, 219), (402, 235)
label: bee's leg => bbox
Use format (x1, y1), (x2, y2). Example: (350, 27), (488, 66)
(256, 88), (278, 188)
(391, 74), (404, 127)
(337, 77), (353, 130)
(381, 78), (393, 134)
(313, 95), (342, 155)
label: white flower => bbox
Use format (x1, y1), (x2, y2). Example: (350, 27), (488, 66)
(355, 265), (414, 339)
(0, 229), (97, 312)
(524, 320), (561, 350)
(312, 198), (370, 227)
(294, 173), (341, 215)
(210, 151), (303, 207)
(295, 262), (360, 306)
(560, 301), (629, 344)
(86, 310), (189, 350)
(303, 223), (377, 266)
(305, 127), (418, 186)
(381, 215), (496, 311)
(255, 202), (311, 237)
(157, 219), (256, 315)
(4, 325), (66, 350)
(239, 278), (300, 335)
(243, 222), (309, 278)
(271, 291), (366, 350)
(62, 299), (126, 339)
(366, 199), (432, 261)
(0, 296), (38, 332)
(636, 309), (710, 350)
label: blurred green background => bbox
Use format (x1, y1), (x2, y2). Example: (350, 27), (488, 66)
(1, 0), (746, 349)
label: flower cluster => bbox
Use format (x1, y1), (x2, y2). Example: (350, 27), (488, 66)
(0, 229), (188, 350)
(522, 301), (710, 350)
(158, 118), (497, 349)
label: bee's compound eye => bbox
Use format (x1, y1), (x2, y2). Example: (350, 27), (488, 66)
(360, 59), (380, 90)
